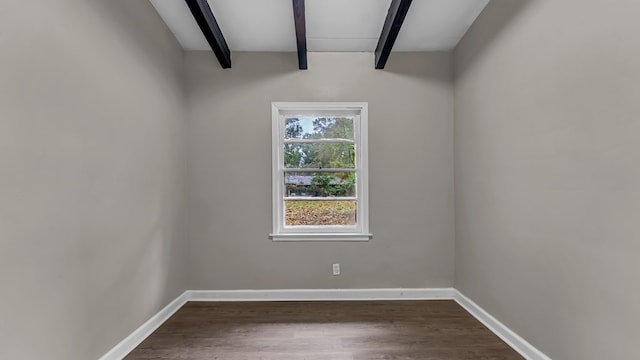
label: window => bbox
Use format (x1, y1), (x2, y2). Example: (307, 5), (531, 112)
(270, 102), (371, 241)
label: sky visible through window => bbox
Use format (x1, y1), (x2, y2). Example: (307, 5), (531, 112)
(298, 117), (315, 137)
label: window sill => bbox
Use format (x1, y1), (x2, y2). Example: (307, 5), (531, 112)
(269, 233), (373, 242)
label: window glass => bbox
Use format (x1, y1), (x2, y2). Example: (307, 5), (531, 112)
(285, 117), (355, 140)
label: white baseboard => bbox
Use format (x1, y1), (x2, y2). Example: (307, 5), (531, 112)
(99, 288), (551, 360)
(453, 290), (551, 360)
(98, 291), (189, 360)
(187, 288), (456, 301)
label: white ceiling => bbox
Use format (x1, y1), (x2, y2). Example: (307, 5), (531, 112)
(150, 0), (489, 52)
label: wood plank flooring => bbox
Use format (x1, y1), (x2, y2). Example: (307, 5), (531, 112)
(125, 300), (523, 360)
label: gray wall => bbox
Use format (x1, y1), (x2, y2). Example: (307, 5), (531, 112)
(186, 52), (454, 290)
(0, 1), (187, 359)
(454, 1), (640, 359)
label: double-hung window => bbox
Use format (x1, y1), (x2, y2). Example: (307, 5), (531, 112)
(271, 102), (371, 241)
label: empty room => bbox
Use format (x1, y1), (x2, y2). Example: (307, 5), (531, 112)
(1, 0), (638, 359)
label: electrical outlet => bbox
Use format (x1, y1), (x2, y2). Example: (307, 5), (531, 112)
(332, 263), (340, 275)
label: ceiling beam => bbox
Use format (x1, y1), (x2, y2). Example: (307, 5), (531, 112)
(374, 0), (413, 69)
(292, 0), (307, 70)
(185, 0), (231, 69)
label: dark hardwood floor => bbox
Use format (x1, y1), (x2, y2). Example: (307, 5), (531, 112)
(125, 300), (524, 360)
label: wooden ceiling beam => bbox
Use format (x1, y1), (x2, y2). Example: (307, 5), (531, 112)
(374, 0), (413, 69)
(185, 0), (231, 68)
(292, 0), (307, 70)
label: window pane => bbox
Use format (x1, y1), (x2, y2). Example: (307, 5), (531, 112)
(285, 200), (357, 226)
(285, 117), (354, 140)
(284, 172), (356, 198)
(284, 143), (355, 168)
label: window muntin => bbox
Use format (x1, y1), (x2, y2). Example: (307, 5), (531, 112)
(271, 103), (370, 241)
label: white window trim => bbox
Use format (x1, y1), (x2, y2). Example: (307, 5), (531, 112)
(270, 102), (371, 242)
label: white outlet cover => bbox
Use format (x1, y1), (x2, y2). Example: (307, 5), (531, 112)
(332, 264), (340, 275)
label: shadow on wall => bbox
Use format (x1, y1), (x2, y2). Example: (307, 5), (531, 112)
(454, 0), (532, 80)
(185, 51), (301, 96)
(382, 52), (452, 84)
(89, 0), (184, 85)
